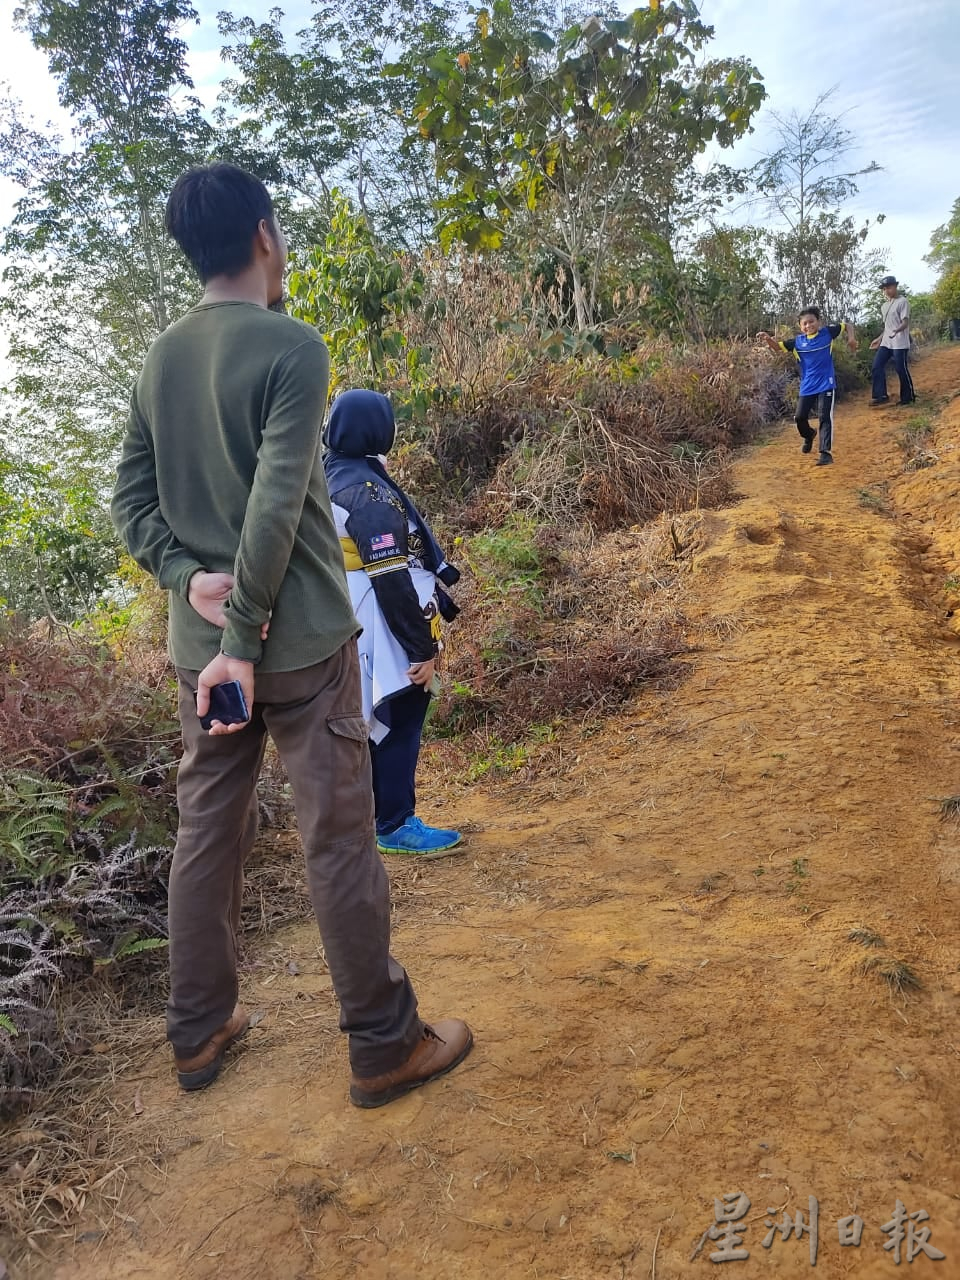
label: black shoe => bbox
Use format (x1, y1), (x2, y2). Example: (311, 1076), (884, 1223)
(800, 429), (816, 454)
(869, 398), (890, 409)
(815, 452), (833, 467)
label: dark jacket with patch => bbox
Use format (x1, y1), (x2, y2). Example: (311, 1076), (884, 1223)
(323, 390), (459, 665)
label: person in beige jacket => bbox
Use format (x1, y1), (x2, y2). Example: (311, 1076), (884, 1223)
(870, 275), (916, 407)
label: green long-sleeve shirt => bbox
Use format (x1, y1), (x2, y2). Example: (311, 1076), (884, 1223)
(111, 301), (357, 672)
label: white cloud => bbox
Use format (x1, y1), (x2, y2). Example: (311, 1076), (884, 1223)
(1, 0), (957, 300)
(698, 0), (960, 289)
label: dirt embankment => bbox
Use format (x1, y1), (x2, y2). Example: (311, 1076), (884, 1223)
(9, 346), (960, 1280)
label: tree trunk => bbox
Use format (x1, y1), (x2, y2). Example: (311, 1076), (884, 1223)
(570, 260), (592, 333)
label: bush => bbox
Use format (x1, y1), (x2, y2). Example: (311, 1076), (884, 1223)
(934, 265), (960, 323)
(468, 516), (546, 609)
(832, 337), (871, 391)
(0, 622), (179, 1114)
(906, 292), (941, 344)
(448, 341), (790, 533)
(432, 512), (703, 745)
(0, 617), (300, 1117)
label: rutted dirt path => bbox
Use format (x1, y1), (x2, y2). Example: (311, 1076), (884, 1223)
(49, 348), (960, 1279)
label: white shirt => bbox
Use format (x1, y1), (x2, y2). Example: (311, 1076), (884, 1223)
(881, 296), (911, 350)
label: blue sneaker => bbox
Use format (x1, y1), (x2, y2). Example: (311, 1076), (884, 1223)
(377, 816), (463, 858)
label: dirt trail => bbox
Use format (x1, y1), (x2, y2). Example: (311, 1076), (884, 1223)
(49, 349), (960, 1280)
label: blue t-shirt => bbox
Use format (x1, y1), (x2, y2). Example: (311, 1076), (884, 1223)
(781, 323), (845, 396)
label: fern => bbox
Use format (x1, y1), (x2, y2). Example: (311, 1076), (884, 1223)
(94, 934), (168, 967)
(120, 936), (168, 956)
(85, 794), (129, 824)
(0, 772), (75, 883)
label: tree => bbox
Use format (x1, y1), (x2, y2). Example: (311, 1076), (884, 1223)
(682, 225), (770, 338)
(217, 0), (454, 251)
(770, 212), (885, 322)
(926, 197), (960, 278)
(934, 265), (960, 324)
(287, 192), (425, 383)
(751, 89), (882, 315)
(0, 432), (121, 621)
(753, 90), (879, 231)
(393, 0), (765, 331)
(0, 0), (217, 619)
(5, 0), (210, 337)
(0, 0), (213, 614)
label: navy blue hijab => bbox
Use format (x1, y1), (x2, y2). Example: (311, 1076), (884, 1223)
(323, 390), (460, 587)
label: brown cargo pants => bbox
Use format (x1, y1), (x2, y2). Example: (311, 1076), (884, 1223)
(169, 641), (423, 1077)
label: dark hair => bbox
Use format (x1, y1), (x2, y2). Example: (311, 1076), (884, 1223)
(164, 164), (276, 282)
(799, 306), (821, 320)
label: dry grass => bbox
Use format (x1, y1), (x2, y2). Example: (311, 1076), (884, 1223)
(897, 412), (938, 472)
(0, 622), (176, 774)
(240, 835), (312, 936)
(847, 926), (885, 948)
(0, 985), (162, 1272)
(0, 620), (303, 1124)
(856, 483), (893, 516)
(475, 402), (730, 532)
(846, 925), (920, 995)
(402, 256), (552, 415)
(448, 342), (786, 535)
(431, 512), (702, 750)
(858, 953), (922, 995)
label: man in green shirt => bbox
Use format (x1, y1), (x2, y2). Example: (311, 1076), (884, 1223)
(111, 164), (472, 1106)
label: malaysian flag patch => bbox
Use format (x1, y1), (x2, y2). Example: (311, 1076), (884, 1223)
(370, 532), (397, 552)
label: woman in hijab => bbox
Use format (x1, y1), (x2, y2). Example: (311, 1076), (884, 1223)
(324, 390), (463, 857)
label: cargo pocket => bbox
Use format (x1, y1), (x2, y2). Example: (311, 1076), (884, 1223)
(327, 715), (369, 743)
(327, 714), (371, 794)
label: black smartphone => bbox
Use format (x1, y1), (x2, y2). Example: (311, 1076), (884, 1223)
(198, 680), (250, 730)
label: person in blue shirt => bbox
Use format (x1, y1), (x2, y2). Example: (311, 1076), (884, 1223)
(757, 307), (857, 467)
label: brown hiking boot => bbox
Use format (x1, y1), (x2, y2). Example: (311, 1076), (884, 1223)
(175, 1005), (250, 1092)
(349, 1019), (474, 1109)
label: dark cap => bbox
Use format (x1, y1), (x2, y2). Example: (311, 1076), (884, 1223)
(879, 275), (898, 287)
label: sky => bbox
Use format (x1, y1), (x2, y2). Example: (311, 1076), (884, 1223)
(699, 0), (959, 292)
(0, 0), (957, 294)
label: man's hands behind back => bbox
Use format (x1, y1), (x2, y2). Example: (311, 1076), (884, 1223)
(196, 653), (255, 735)
(188, 570), (268, 735)
(188, 571), (234, 629)
(189, 570), (270, 640)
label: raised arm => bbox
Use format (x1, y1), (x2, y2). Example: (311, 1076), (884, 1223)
(831, 320), (857, 351)
(755, 330), (784, 354)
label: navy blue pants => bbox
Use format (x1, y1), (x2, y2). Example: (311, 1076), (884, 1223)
(871, 346), (915, 404)
(370, 686), (431, 836)
(796, 390), (835, 455)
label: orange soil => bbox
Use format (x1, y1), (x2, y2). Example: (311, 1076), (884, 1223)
(37, 347), (960, 1279)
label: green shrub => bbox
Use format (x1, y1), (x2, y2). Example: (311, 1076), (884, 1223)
(934, 265), (960, 322)
(468, 515), (545, 608)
